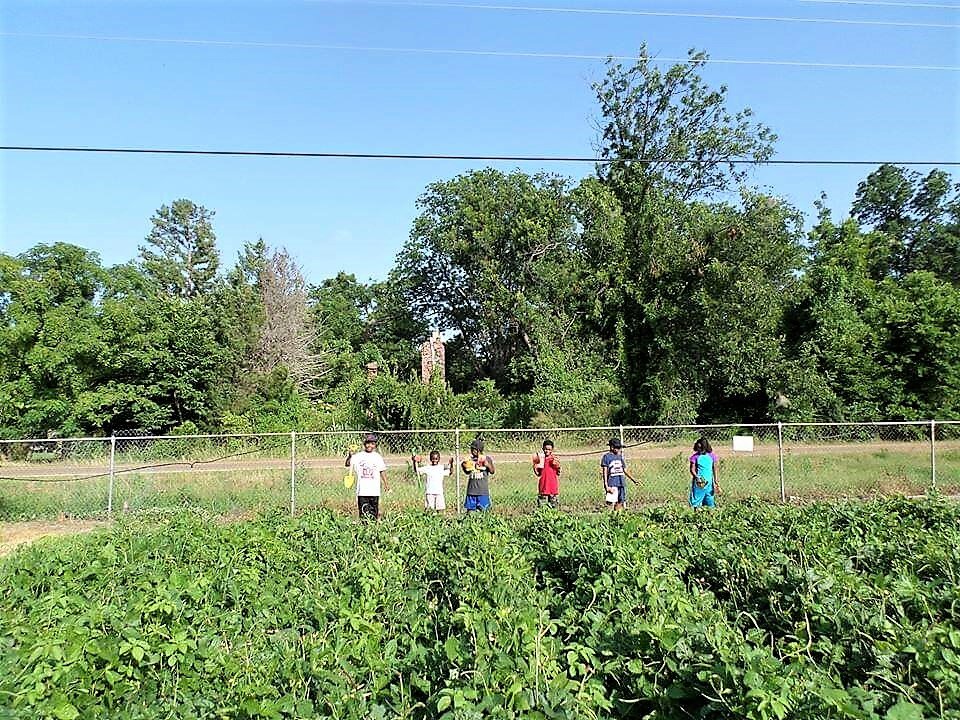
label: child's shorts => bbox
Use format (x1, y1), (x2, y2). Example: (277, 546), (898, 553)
(606, 485), (626, 505)
(358, 496), (380, 519)
(464, 494), (491, 511)
(689, 483), (716, 508)
(425, 493), (446, 511)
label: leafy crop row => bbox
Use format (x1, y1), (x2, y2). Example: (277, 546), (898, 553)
(1, 499), (958, 719)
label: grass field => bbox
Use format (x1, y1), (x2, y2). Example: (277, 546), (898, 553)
(1, 500), (958, 719)
(1, 438), (957, 520)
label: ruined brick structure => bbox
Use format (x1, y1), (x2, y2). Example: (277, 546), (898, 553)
(420, 330), (446, 384)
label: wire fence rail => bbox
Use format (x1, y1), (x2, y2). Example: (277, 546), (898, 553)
(0, 421), (956, 520)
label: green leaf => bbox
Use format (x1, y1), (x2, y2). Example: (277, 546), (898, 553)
(444, 636), (461, 662)
(51, 701), (80, 720)
(885, 700), (924, 720)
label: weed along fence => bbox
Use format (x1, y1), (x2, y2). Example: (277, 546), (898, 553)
(0, 421), (957, 520)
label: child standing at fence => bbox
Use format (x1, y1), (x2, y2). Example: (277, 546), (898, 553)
(345, 433), (390, 520)
(601, 437), (636, 510)
(532, 439), (561, 509)
(462, 438), (495, 512)
(689, 437), (720, 508)
(413, 450), (453, 512)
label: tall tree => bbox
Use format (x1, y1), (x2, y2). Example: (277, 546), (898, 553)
(608, 191), (807, 423)
(309, 272), (374, 387)
(140, 199), (220, 297)
(312, 272), (374, 351)
(851, 164), (960, 282)
(877, 272), (960, 418)
(395, 169), (607, 393)
(310, 271), (425, 385)
(0, 244), (107, 437)
(788, 194), (960, 422)
(786, 207), (889, 420)
(251, 248), (327, 397)
(590, 48), (784, 421)
(366, 272), (429, 378)
(203, 240), (269, 413)
(594, 46), (776, 207)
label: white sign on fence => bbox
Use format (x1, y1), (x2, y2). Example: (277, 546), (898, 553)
(732, 435), (755, 452)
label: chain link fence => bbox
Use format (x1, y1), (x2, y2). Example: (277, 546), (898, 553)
(935, 421), (960, 496)
(0, 421), (951, 520)
(0, 438), (111, 519)
(620, 424), (784, 503)
(781, 422), (935, 500)
(111, 433), (294, 516)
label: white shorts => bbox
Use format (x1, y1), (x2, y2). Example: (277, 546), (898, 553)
(425, 493), (446, 511)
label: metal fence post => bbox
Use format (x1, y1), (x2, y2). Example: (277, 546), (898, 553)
(777, 422), (786, 503)
(930, 419), (937, 492)
(290, 431), (297, 516)
(455, 428), (461, 514)
(619, 424), (625, 448)
(108, 434), (116, 516)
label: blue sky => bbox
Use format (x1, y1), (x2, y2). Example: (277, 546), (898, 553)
(1, 0), (957, 284)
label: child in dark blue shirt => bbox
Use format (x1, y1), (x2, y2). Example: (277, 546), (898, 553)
(601, 437), (637, 510)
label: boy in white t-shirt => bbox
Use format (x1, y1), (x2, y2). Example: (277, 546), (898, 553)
(345, 433), (390, 519)
(412, 450), (453, 511)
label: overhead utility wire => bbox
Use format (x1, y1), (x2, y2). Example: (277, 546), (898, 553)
(3, 33), (956, 71)
(2, 146), (957, 166)
(313, 0), (960, 29)
(797, 0), (959, 9)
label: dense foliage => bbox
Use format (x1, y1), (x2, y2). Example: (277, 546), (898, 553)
(1, 500), (958, 718)
(2, 48), (958, 437)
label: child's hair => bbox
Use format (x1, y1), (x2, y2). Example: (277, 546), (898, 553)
(697, 437), (713, 454)
(693, 439), (703, 453)
(542, 439), (554, 450)
(429, 450), (441, 462)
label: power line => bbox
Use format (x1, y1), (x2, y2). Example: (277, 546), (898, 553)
(2, 146), (957, 166)
(310, 0), (960, 29)
(797, 0), (960, 9)
(3, 33), (956, 71)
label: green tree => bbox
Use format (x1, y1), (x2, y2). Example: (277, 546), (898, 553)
(204, 240), (269, 414)
(396, 169), (602, 393)
(788, 208), (889, 420)
(312, 272), (374, 351)
(798, 265), (960, 423)
(0, 240), (254, 437)
(851, 164), (960, 282)
(140, 199), (220, 297)
(0, 244), (107, 437)
(221, 367), (329, 433)
(526, 333), (622, 428)
(877, 272), (960, 418)
(590, 48), (786, 422)
(310, 272), (424, 386)
(594, 46), (776, 207)
(69, 263), (238, 434)
(612, 191), (807, 423)
(337, 371), (413, 430)
(788, 193), (960, 422)
(366, 272), (428, 378)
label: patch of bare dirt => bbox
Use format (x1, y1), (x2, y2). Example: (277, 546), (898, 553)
(0, 519), (109, 557)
